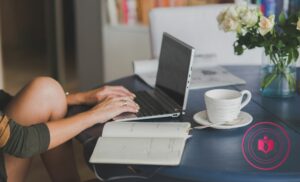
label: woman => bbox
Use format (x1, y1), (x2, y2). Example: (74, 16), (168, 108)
(0, 76), (139, 182)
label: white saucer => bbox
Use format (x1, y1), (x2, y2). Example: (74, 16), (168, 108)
(193, 110), (253, 129)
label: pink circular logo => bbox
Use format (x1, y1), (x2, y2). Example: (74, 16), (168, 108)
(242, 122), (291, 171)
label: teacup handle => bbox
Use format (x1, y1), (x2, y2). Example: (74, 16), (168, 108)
(240, 90), (252, 109)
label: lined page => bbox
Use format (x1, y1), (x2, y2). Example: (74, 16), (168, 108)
(102, 122), (191, 138)
(89, 137), (187, 165)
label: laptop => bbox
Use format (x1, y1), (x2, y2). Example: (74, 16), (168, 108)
(114, 32), (195, 121)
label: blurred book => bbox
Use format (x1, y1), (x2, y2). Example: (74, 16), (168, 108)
(127, 0), (138, 25)
(118, 0), (128, 24)
(257, 0), (289, 18)
(137, 0), (156, 25)
(106, 0), (234, 26)
(107, 0), (118, 25)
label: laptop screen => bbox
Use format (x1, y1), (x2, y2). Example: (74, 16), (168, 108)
(155, 33), (194, 108)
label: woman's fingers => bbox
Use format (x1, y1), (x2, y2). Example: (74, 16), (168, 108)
(104, 91), (134, 100)
(121, 99), (139, 112)
(112, 96), (139, 111)
(111, 86), (135, 97)
(103, 86), (135, 98)
(86, 86), (135, 105)
(100, 96), (139, 112)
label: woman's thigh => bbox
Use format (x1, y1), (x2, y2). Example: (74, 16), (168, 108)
(5, 76), (67, 125)
(4, 77), (67, 182)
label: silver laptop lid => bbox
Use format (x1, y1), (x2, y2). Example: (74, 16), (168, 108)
(155, 32), (195, 112)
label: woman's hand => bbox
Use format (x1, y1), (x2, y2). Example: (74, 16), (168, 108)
(46, 95), (139, 149)
(89, 96), (139, 123)
(67, 85), (135, 106)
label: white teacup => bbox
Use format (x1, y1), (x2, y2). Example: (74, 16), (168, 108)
(204, 89), (252, 124)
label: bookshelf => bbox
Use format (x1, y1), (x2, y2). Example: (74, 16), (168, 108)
(106, 0), (234, 27)
(101, 0), (151, 82)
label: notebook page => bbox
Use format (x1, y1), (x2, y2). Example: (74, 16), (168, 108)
(102, 122), (191, 138)
(89, 137), (187, 165)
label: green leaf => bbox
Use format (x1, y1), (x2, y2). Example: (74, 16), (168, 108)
(288, 49), (293, 64)
(279, 12), (286, 25)
(294, 49), (299, 62)
(234, 44), (244, 55)
(284, 72), (296, 90)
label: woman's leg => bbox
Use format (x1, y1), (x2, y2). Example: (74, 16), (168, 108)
(4, 77), (80, 182)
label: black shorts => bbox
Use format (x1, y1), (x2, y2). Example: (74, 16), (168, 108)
(0, 90), (12, 111)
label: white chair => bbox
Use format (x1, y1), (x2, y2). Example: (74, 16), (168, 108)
(149, 4), (262, 65)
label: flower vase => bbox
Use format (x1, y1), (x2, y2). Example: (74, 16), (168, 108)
(260, 52), (297, 98)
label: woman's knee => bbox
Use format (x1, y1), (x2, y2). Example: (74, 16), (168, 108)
(5, 77), (67, 124)
(28, 77), (68, 119)
(29, 77), (64, 96)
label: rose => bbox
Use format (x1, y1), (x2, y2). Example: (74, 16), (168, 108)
(258, 15), (275, 36)
(240, 9), (258, 27)
(235, 5), (248, 17)
(226, 6), (239, 20)
(218, 5), (300, 66)
(217, 10), (226, 25)
(218, 5), (300, 96)
(217, 6), (242, 32)
(219, 17), (241, 32)
(217, 6), (259, 33)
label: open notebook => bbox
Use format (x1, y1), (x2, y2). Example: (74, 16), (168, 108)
(89, 122), (191, 166)
(133, 56), (246, 89)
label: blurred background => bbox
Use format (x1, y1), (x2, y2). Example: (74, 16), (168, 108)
(0, 0), (298, 181)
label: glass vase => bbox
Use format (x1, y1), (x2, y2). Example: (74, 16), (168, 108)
(260, 52), (297, 98)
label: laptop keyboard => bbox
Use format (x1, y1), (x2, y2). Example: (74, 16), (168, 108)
(134, 91), (170, 117)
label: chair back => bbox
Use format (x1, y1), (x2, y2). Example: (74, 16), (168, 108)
(149, 4), (262, 65)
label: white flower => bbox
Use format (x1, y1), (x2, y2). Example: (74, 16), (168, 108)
(226, 6), (239, 20)
(259, 15), (275, 36)
(220, 17), (241, 32)
(217, 5), (257, 33)
(217, 10), (226, 25)
(297, 18), (300, 31)
(235, 0), (248, 7)
(235, 5), (247, 15)
(241, 9), (258, 27)
(218, 6), (243, 32)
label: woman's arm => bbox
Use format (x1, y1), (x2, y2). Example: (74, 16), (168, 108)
(66, 85), (135, 105)
(48, 95), (138, 149)
(1, 96), (139, 157)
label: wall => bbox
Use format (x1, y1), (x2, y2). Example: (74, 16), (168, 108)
(74, 0), (104, 90)
(0, 14), (3, 89)
(101, 0), (151, 82)
(0, 0), (46, 51)
(103, 26), (151, 82)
